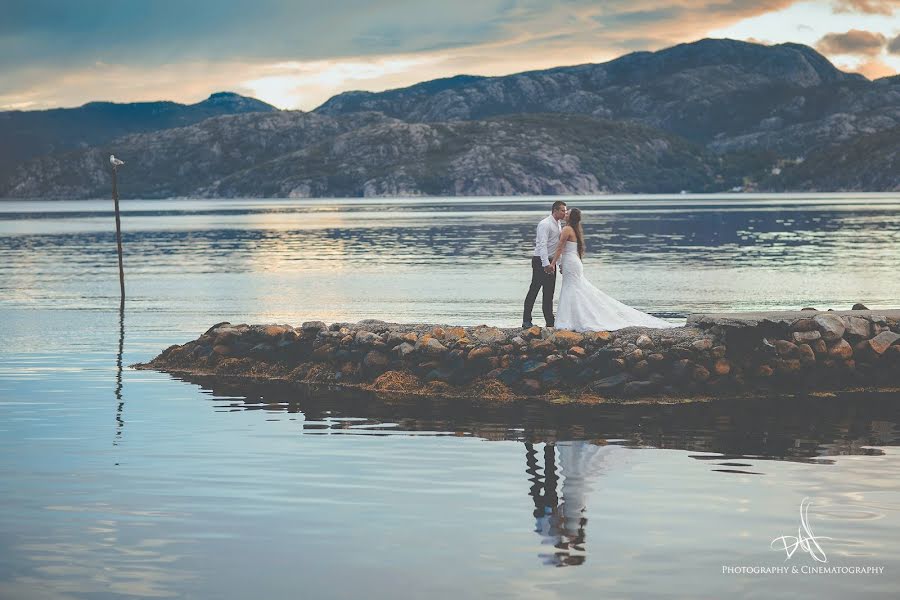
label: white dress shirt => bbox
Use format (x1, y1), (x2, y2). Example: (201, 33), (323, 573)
(533, 214), (562, 267)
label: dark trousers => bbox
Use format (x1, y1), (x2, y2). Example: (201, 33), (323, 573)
(523, 256), (556, 327)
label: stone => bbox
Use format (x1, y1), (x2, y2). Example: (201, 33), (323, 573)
(402, 333), (418, 344)
(528, 339), (556, 354)
(775, 359), (801, 374)
(301, 320), (326, 332)
(212, 344), (232, 356)
(814, 314), (845, 342)
(341, 335), (354, 346)
(809, 339), (828, 355)
(363, 350), (389, 371)
(691, 339), (713, 352)
(525, 326), (542, 339)
(843, 316), (871, 339)
(791, 318), (818, 332)
(395, 342), (415, 358)
(711, 345), (727, 359)
(852, 303), (869, 310)
(755, 364), (774, 377)
(472, 326), (506, 344)
(801, 307), (818, 311)
(263, 325), (292, 337)
(625, 349), (645, 363)
(421, 338), (448, 356)
(797, 344), (816, 364)
(632, 360), (651, 376)
(827, 339), (853, 360)
(713, 359), (731, 376)
(589, 331), (612, 344)
(550, 330), (583, 348)
(546, 354), (563, 365)
(568, 346), (586, 358)
(792, 330), (821, 343)
(431, 326), (446, 339)
(671, 359), (694, 378)
(647, 353), (666, 363)
(521, 360), (548, 374)
(511, 336), (526, 347)
(670, 347), (694, 360)
(692, 365), (711, 382)
(866, 331), (900, 355)
(775, 340), (800, 357)
(467, 346), (494, 361)
(444, 326), (467, 341)
(611, 358), (627, 371)
(354, 331), (380, 346)
(635, 334), (653, 349)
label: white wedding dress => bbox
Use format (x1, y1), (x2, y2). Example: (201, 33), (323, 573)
(555, 241), (678, 332)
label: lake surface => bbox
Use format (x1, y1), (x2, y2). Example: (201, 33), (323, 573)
(1, 194), (899, 598)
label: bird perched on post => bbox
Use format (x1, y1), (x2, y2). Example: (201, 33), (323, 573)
(110, 155), (125, 168)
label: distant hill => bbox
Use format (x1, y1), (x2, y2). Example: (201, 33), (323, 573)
(0, 92), (276, 179)
(2, 39), (898, 197)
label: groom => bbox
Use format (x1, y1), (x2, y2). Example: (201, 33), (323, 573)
(523, 200), (567, 328)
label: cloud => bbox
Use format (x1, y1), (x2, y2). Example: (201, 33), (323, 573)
(815, 29), (887, 55)
(890, 33), (900, 54)
(854, 58), (897, 78)
(4, 0), (898, 111)
(831, 0), (899, 15)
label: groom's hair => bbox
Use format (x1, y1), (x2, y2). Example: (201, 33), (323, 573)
(551, 200), (567, 212)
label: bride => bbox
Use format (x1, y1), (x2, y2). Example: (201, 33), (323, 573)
(550, 208), (678, 332)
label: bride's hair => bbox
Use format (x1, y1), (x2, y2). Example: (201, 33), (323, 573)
(568, 208), (585, 258)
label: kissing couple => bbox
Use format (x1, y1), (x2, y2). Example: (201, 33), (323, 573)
(523, 200), (678, 332)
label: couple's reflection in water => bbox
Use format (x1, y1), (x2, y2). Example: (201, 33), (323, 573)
(526, 440), (620, 567)
(166, 374), (900, 569)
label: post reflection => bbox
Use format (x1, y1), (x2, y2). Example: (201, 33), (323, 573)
(114, 308), (124, 448)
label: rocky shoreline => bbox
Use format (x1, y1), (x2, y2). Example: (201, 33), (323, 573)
(134, 309), (900, 403)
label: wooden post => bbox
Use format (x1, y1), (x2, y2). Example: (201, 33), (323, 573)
(111, 162), (125, 310)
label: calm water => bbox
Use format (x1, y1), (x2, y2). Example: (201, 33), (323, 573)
(1, 194), (899, 598)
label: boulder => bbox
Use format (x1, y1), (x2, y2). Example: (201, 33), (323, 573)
(550, 330), (583, 348)
(635, 335), (653, 349)
(852, 303), (869, 310)
(421, 338), (449, 356)
(813, 314), (845, 341)
(843, 316), (871, 339)
(691, 339), (713, 352)
(792, 330), (821, 343)
(827, 339), (853, 360)
(866, 331), (900, 355)
(467, 346), (495, 361)
(775, 339), (800, 357)
(472, 326), (507, 344)
(791, 318), (818, 332)
(713, 359), (731, 376)
(301, 320), (326, 332)
(355, 331), (381, 346)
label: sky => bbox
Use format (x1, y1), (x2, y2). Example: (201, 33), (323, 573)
(2, 0), (899, 111)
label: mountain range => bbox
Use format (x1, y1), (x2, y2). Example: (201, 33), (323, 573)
(1, 38), (898, 198)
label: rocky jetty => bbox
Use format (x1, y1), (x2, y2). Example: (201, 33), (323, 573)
(135, 309), (900, 403)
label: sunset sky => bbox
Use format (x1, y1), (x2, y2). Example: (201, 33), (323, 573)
(2, 0), (899, 111)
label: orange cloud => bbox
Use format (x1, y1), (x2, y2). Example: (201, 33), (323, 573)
(831, 0), (899, 15)
(816, 29), (887, 55)
(855, 58), (897, 78)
